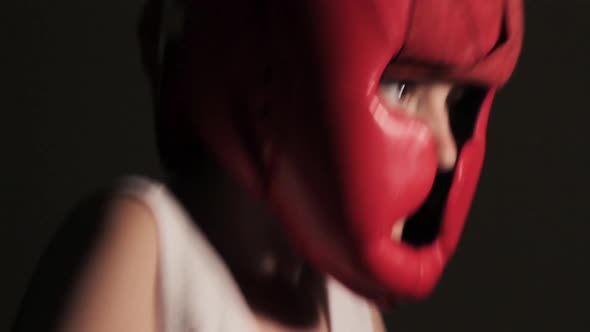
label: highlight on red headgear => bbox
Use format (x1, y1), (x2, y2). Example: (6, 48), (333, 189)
(165, 0), (524, 302)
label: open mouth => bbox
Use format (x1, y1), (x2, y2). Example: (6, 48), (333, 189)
(393, 170), (455, 247)
(391, 85), (489, 247)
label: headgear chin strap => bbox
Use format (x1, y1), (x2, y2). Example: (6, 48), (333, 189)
(156, 0), (523, 302)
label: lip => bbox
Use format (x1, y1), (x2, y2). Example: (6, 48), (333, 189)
(399, 170), (454, 247)
(391, 218), (406, 242)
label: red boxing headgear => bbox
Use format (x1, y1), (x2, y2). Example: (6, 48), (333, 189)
(161, 0), (523, 302)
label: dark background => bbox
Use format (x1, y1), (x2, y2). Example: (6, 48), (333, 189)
(1, 0), (588, 331)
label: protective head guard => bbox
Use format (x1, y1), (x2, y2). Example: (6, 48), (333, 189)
(155, 0), (523, 302)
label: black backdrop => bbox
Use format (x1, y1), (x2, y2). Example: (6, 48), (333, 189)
(1, 1), (589, 331)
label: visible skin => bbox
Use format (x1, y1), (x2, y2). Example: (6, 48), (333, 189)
(59, 198), (161, 332)
(54, 81), (458, 332)
(380, 81), (459, 171)
(382, 81), (459, 242)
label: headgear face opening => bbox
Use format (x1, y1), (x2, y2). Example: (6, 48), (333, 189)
(158, 0), (523, 302)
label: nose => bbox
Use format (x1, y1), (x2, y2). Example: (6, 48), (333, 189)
(414, 83), (457, 171)
(379, 81), (459, 171)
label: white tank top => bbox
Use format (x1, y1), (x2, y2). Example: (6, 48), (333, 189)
(116, 176), (375, 332)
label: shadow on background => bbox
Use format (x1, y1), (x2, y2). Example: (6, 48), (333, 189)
(11, 189), (114, 331)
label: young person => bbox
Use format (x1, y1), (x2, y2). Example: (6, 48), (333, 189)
(13, 0), (523, 331)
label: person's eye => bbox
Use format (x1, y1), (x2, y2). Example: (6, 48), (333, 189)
(379, 80), (415, 106)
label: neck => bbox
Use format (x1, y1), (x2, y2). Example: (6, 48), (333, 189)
(167, 172), (329, 328)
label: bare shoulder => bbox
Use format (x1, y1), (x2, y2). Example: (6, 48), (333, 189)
(99, 195), (160, 258)
(12, 190), (161, 332)
(59, 195), (161, 332)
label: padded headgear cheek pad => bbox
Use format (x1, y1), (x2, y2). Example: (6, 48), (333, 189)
(160, 0), (523, 301)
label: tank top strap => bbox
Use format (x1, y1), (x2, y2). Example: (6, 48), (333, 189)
(114, 176), (375, 332)
(326, 278), (375, 332)
(115, 176), (260, 332)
